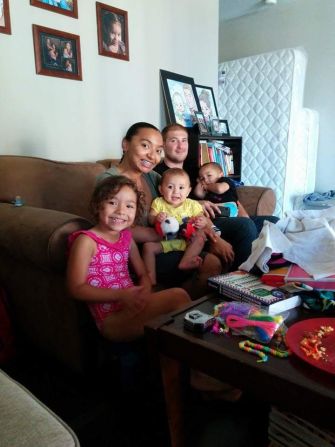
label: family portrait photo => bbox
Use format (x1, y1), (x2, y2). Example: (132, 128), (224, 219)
(33, 25), (82, 80)
(160, 69), (200, 128)
(30, 0), (78, 18)
(96, 2), (129, 61)
(0, 0), (11, 34)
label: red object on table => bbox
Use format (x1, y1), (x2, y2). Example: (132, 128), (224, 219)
(286, 318), (335, 374)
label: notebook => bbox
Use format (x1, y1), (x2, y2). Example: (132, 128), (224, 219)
(208, 270), (301, 315)
(285, 264), (335, 291)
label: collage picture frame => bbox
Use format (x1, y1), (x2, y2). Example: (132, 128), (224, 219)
(0, 0), (11, 34)
(32, 24), (82, 80)
(96, 2), (129, 61)
(30, 0), (78, 19)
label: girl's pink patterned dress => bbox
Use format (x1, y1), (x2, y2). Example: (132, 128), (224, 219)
(69, 229), (134, 330)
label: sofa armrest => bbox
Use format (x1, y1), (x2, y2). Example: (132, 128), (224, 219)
(0, 369), (80, 447)
(0, 203), (92, 272)
(236, 186), (276, 216)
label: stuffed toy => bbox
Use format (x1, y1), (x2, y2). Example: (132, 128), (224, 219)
(155, 216), (179, 240)
(154, 216), (197, 242)
(178, 217), (197, 241)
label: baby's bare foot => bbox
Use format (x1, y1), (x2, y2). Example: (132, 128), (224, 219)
(179, 256), (203, 271)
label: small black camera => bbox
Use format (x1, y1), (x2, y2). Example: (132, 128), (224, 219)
(184, 310), (215, 333)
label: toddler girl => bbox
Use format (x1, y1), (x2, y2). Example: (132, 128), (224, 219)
(67, 175), (190, 341)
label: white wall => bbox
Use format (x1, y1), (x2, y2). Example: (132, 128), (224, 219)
(0, 0), (218, 161)
(219, 0), (334, 193)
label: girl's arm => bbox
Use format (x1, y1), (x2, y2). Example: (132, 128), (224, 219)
(129, 239), (151, 292)
(67, 234), (143, 302)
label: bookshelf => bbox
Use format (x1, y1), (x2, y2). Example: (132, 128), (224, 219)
(184, 125), (242, 187)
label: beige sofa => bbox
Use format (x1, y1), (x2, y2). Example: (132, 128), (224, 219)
(0, 369), (80, 447)
(0, 155), (276, 374)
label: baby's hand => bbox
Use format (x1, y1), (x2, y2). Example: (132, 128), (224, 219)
(156, 212), (168, 223)
(193, 215), (207, 229)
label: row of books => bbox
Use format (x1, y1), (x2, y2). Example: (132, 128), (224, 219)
(198, 140), (234, 176)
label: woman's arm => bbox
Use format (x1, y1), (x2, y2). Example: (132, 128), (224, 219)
(129, 239), (151, 292)
(148, 208), (159, 226)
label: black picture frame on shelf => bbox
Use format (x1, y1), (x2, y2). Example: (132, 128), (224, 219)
(195, 84), (219, 125)
(160, 69), (200, 128)
(212, 118), (230, 136)
(194, 111), (208, 136)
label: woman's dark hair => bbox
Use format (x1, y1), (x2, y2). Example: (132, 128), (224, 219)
(124, 122), (159, 142)
(90, 175), (144, 224)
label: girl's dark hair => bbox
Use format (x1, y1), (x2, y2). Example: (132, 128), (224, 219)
(124, 122), (159, 142)
(90, 175), (144, 224)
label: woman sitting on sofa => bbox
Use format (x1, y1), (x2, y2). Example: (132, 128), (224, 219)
(98, 122), (261, 293)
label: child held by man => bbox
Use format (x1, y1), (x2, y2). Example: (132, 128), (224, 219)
(194, 162), (249, 218)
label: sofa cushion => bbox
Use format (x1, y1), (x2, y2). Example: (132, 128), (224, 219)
(0, 204), (92, 272)
(0, 369), (80, 447)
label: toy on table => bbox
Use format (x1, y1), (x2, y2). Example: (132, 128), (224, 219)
(212, 301), (284, 344)
(238, 340), (291, 363)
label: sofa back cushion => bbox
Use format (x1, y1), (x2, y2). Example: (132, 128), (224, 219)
(0, 156), (106, 219)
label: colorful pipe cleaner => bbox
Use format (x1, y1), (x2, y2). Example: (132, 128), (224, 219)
(239, 340), (291, 363)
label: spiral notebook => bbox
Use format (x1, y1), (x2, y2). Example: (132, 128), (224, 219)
(208, 270), (301, 314)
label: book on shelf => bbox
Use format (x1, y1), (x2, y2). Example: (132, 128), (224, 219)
(198, 140), (234, 175)
(208, 270), (302, 314)
(285, 264), (335, 291)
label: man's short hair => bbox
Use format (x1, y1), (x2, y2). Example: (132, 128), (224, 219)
(161, 123), (188, 142)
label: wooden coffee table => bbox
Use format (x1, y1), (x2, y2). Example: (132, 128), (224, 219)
(145, 294), (335, 447)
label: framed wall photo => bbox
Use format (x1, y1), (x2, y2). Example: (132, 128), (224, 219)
(32, 25), (82, 80)
(160, 69), (200, 128)
(195, 84), (219, 125)
(194, 111), (208, 136)
(0, 0), (11, 35)
(96, 2), (129, 61)
(30, 0), (78, 18)
(212, 118), (230, 136)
